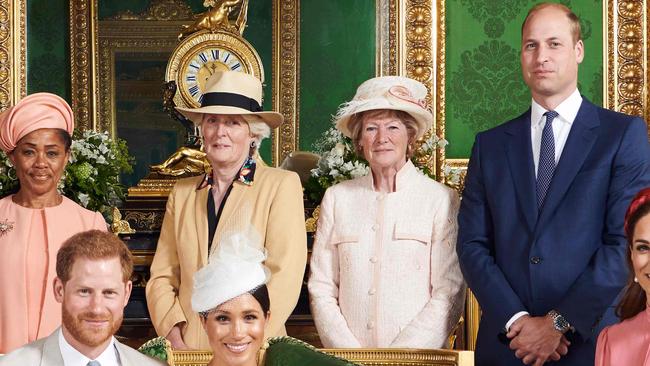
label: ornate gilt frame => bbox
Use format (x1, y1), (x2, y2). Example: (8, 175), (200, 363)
(2, 0), (26, 111)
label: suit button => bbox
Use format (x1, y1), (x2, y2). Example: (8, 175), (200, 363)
(368, 288), (376, 295)
(371, 224), (379, 231)
(370, 257), (378, 263)
(367, 321), (375, 329)
(530, 256), (542, 264)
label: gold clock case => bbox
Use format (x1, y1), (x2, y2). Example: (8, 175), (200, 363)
(165, 30), (265, 109)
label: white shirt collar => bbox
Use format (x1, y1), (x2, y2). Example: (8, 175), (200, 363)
(531, 89), (583, 127)
(58, 328), (120, 366)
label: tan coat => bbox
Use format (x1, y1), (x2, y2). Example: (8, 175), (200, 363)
(146, 164), (307, 349)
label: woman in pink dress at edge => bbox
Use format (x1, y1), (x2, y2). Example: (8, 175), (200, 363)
(595, 187), (650, 366)
(0, 93), (107, 354)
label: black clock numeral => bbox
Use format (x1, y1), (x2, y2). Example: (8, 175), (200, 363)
(223, 52), (230, 63)
(189, 63), (200, 70)
(211, 49), (220, 60)
(198, 94), (204, 104)
(186, 75), (196, 82)
(189, 85), (200, 97)
(198, 52), (208, 63)
(231, 63), (241, 70)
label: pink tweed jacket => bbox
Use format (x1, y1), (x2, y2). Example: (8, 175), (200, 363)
(308, 161), (466, 348)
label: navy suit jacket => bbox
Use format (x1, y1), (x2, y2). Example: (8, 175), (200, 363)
(457, 99), (650, 366)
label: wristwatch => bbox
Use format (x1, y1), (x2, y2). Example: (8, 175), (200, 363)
(547, 309), (572, 333)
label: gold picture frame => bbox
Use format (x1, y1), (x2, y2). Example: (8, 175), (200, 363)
(2, 0), (26, 111)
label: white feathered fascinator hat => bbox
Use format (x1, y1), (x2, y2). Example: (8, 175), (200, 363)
(191, 229), (271, 313)
(333, 76), (433, 140)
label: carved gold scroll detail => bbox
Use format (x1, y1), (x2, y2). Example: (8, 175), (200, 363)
(605, 0), (649, 126)
(272, 0), (299, 165)
(0, 0), (26, 111)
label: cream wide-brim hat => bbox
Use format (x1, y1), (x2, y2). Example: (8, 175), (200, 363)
(334, 76), (433, 140)
(176, 70), (283, 128)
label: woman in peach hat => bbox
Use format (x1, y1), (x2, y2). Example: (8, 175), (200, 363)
(0, 93), (107, 354)
(308, 76), (465, 348)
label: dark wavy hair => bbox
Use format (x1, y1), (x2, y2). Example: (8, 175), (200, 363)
(200, 284), (270, 318)
(616, 187), (650, 320)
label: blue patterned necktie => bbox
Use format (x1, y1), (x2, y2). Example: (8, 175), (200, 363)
(87, 361), (101, 366)
(537, 110), (558, 209)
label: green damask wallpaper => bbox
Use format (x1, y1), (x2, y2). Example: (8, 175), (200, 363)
(27, 0), (70, 98)
(299, 1), (376, 151)
(445, 0), (603, 158)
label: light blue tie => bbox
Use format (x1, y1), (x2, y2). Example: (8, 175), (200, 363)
(537, 110), (558, 210)
(87, 361), (101, 366)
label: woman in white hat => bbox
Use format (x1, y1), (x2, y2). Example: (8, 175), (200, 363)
(146, 71), (307, 350)
(191, 229), (357, 366)
(308, 76), (465, 348)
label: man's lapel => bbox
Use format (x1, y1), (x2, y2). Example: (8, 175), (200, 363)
(40, 330), (64, 366)
(505, 110), (538, 231)
(536, 99), (600, 228)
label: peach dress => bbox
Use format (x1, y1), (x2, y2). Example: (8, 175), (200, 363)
(595, 306), (650, 366)
(0, 195), (106, 354)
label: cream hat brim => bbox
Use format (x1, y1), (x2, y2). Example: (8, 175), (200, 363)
(335, 99), (433, 140)
(176, 105), (283, 128)
(333, 76), (433, 140)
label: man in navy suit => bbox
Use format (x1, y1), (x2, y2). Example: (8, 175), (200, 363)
(457, 3), (650, 365)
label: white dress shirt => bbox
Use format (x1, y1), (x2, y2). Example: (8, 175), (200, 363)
(506, 89), (583, 331)
(58, 328), (121, 366)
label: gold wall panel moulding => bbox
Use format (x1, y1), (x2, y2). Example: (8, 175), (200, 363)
(605, 0), (648, 125)
(70, 0), (97, 131)
(271, 0), (299, 165)
(1, 0), (26, 111)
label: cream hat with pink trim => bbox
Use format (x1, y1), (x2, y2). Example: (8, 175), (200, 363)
(334, 76), (432, 140)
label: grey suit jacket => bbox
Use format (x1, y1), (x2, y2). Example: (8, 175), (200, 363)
(0, 329), (165, 366)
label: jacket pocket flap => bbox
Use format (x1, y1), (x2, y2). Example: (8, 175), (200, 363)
(393, 220), (432, 244)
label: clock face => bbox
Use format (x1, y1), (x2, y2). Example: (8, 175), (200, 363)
(166, 31), (264, 109)
(183, 48), (244, 105)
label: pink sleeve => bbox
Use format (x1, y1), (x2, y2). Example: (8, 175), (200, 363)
(594, 326), (610, 366)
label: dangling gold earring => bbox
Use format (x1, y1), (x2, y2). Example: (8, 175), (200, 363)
(249, 141), (256, 157)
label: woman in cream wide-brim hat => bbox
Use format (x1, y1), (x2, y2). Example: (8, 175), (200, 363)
(146, 71), (307, 350)
(308, 76), (466, 349)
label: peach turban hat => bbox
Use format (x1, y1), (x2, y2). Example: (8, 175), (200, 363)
(0, 92), (74, 152)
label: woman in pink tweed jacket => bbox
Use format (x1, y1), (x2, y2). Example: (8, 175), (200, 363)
(308, 76), (466, 349)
